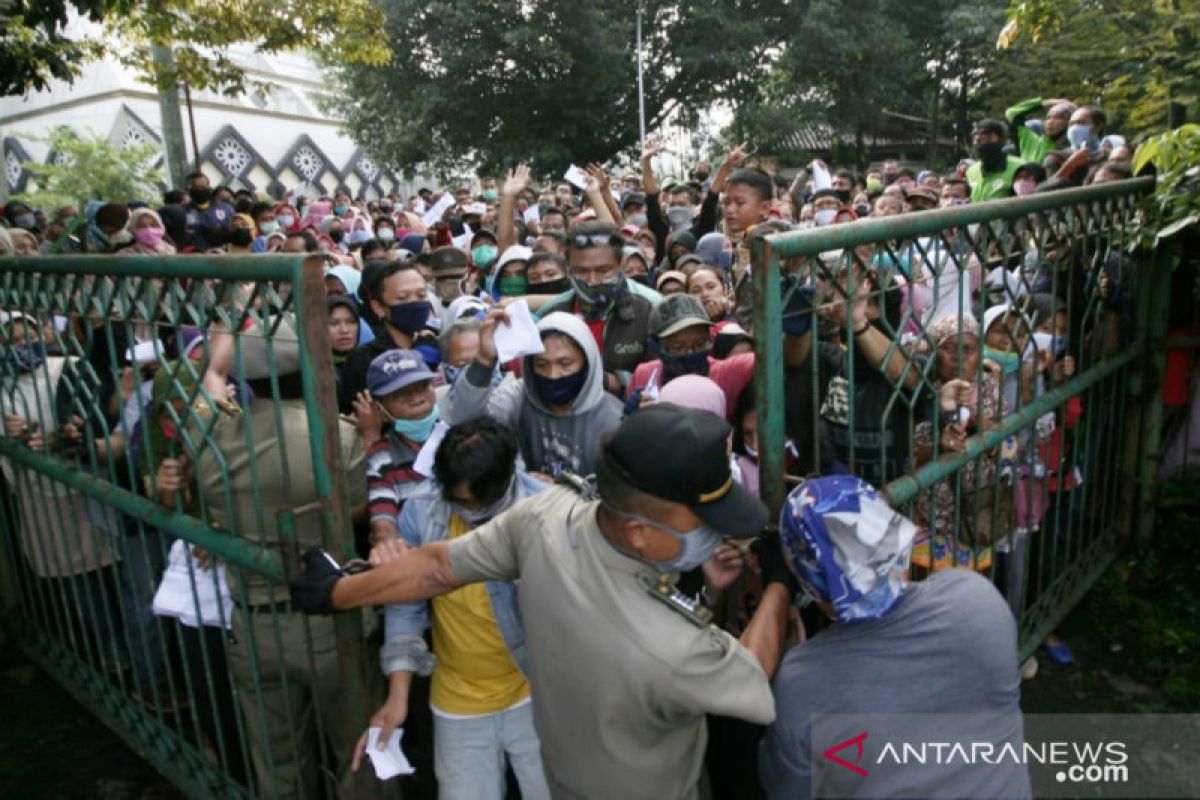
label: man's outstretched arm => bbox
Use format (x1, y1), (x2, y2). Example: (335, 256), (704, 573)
(293, 543), (464, 613)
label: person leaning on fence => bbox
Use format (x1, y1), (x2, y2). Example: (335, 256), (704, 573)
(188, 315), (390, 800)
(758, 476), (1030, 800)
(292, 402), (793, 799)
(361, 417), (551, 800)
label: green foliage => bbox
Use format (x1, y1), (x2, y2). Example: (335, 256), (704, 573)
(1128, 124), (1200, 251)
(329, 0), (799, 177)
(0, 0), (390, 97)
(991, 0), (1200, 135)
(13, 127), (163, 209)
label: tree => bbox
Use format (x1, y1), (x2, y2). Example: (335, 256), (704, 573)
(327, 0), (801, 177)
(1, 0), (391, 97)
(990, 0), (1200, 133)
(14, 126), (163, 209)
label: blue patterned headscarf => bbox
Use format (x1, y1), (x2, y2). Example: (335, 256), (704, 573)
(779, 476), (916, 623)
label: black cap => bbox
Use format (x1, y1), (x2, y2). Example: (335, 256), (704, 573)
(604, 403), (768, 540)
(430, 246), (468, 278)
(621, 192), (646, 210)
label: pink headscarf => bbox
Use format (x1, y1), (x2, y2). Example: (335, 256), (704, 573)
(659, 375), (727, 419)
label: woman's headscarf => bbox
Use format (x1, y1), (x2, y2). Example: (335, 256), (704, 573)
(123, 207), (177, 255)
(324, 264), (363, 298)
(0, 226), (12, 256)
(926, 313), (980, 347)
(659, 376), (727, 418)
(9, 228), (39, 256)
(301, 200), (331, 230)
(696, 232), (732, 271)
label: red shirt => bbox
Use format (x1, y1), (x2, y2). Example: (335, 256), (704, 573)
(627, 353), (756, 420)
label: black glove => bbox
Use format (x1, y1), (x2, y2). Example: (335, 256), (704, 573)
(781, 278), (815, 337)
(290, 547), (345, 615)
(752, 528), (801, 596)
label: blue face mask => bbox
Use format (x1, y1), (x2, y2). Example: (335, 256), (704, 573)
(442, 363), (463, 386)
(413, 341), (440, 369)
(531, 368), (587, 408)
(604, 504), (723, 573)
(472, 245), (499, 271)
(349, 229), (371, 244)
(333, 203), (350, 216)
(1067, 123), (1098, 153)
(7, 341), (45, 373)
(392, 404), (438, 443)
(387, 301), (431, 335)
(984, 346), (1021, 374)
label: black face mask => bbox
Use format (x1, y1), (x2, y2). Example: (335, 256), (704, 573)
(328, 229), (345, 244)
(975, 141), (1007, 173)
(883, 172), (898, 186)
(628, 274), (652, 287)
(227, 228), (253, 247)
(527, 277), (572, 296)
(188, 187), (212, 205)
(834, 189), (851, 204)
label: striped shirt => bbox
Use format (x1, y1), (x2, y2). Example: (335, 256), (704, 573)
(366, 434), (426, 525)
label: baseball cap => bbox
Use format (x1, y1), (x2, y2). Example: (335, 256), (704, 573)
(366, 349), (435, 397)
(650, 293), (710, 337)
(621, 192), (646, 210)
(496, 245), (532, 272)
(655, 270), (688, 292)
(430, 246), (468, 279)
(604, 403), (768, 540)
(713, 323), (753, 359)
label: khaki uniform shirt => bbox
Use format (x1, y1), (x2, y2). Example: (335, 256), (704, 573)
(448, 486), (775, 800)
(193, 398), (366, 604)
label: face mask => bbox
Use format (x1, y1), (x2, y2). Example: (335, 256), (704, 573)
(667, 206), (694, 232)
(866, 177), (883, 191)
(1013, 178), (1037, 196)
(1067, 124), (1097, 153)
(605, 504), (723, 573)
(570, 272), (622, 310)
(499, 275), (528, 297)
(472, 245), (499, 271)
(377, 228), (395, 242)
(61, 216), (77, 230)
(983, 346), (1021, 374)
(1052, 335), (1067, 358)
(628, 274), (651, 287)
(387, 301), (431, 335)
(333, 203), (350, 216)
(834, 189), (851, 204)
(228, 228), (253, 247)
(813, 208), (838, 227)
(276, 214), (295, 229)
(7, 341), (45, 373)
(941, 197), (968, 207)
(328, 229), (345, 244)
(392, 404), (439, 443)
(527, 277), (572, 295)
(134, 227), (165, 248)
(854, 203), (871, 217)
(693, 171), (710, 182)
(531, 368), (587, 407)
(482, 189), (498, 202)
(661, 347), (711, 383)
(14, 213), (36, 230)
(883, 172), (898, 185)
(259, 220), (280, 236)
(442, 363), (463, 386)
(188, 187), (212, 206)
(349, 229), (371, 244)
(974, 141), (1006, 171)
(452, 475), (518, 525)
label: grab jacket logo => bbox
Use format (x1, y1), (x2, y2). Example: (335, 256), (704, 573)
(824, 732), (870, 777)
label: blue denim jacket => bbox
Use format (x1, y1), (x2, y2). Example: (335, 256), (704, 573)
(379, 471), (545, 677)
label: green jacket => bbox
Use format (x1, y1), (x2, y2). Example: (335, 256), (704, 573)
(1005, 97), (1061, 165)
(966, 156), (1026, 202)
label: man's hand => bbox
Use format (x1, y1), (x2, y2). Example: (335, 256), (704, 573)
(702, 543), (745, 595)
(369, 521), (411, 567)
(351, 694), (410, 773)
(290, 548), (345, 615)
(156, 455), (191, 495)
(722, 142), (751, 170)
(353, 390), (384, 447)
(475, 307), (511, 367)
(586, 163), (611, 192)
(938, 378), (974, 414)
(641, 139), (665, 162)
(751, 531), (800, 595)
(502, 163), (530, 197)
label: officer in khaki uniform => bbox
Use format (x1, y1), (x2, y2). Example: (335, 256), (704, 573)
(191, 318), (386, 800)
(293, 403), (796, 800)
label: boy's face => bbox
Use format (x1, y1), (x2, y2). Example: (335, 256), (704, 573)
(721, 183), (771, 235)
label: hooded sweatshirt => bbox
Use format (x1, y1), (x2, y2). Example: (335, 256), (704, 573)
(451, 312), (623, 476)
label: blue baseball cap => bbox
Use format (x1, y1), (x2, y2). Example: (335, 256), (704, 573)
(366, 349), (435, 397)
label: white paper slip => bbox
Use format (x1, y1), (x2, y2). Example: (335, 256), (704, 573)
(563, 163), (588, 190)
(810, 159), (832, 191)
(421, 191), (455, 227)
(125, 340), (159, 366)
(366, 727), (415, 780)
(523, 204), (541, 225)
(413, 420), (450, 478)
(494, 300), (545, 364)
(644, 367), (660, 401)
(152, 540), (234, 629)
(451, 223), (474, 250)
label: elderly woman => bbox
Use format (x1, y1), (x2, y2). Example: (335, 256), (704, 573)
(10, 227), (40, 256)
(911, 314), (1011, 572)
(119, 207), (177, 255)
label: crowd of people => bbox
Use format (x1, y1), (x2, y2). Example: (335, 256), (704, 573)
(0, 97), (1146, 799)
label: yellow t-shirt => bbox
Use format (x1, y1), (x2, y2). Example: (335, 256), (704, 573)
(430, 513), (530, 715)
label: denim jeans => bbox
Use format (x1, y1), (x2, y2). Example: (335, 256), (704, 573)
(432, 700), (550, 800)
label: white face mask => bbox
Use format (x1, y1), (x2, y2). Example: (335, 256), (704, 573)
(813, 209), (838, 227)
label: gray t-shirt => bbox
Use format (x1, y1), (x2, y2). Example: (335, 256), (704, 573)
(449, 486), (775, 800)
(759, 569), (1030, 800)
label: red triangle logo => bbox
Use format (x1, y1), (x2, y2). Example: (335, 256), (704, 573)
(823, 731), (869, 777)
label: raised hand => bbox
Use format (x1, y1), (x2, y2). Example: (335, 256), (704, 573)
(503, 163), (531, 197)
(476, 307), (511, 367)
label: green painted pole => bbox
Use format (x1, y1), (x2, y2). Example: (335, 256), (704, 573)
(885, 347), (1140, 506)
(750, 234), (788, 521)
(0, 438), (285, 581)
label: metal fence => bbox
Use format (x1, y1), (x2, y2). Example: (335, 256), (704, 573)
(748, 176), (1172, 657)
(0, 255), (383, 799)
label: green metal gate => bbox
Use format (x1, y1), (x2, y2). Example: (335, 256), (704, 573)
(0, 255), (381, 799)
(749, 176), (1169, 658)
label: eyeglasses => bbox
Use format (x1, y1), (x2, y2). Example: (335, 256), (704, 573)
(570, 233), (621, 249)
